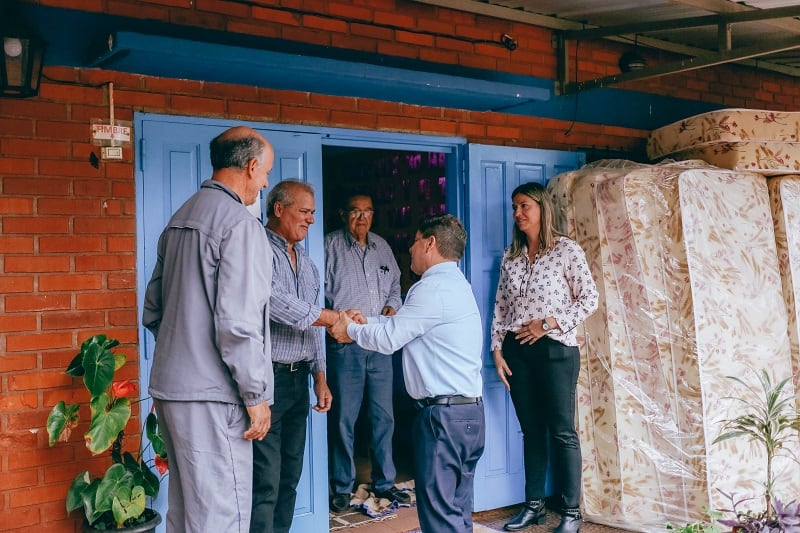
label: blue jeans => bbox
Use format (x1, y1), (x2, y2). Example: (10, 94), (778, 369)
(327, 342), (397, 494)
(503, 335), (582, 508)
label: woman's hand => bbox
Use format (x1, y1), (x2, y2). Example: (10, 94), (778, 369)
(514, 318), (551, 345)
(493, 350), (511, 391)
(514, 321), (540, 345)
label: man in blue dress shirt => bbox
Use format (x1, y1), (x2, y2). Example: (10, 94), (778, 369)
(330, 214), (485, 533)
(324, 193), (408, 512)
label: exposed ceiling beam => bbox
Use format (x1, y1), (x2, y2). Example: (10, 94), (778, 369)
(660, 0), (800, 33)
(410, 0), (800, 79)
(560, 36), (800, 94)
(562, 4), (800, 40)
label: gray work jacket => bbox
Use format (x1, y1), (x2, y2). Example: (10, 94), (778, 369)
(143, 179), (273, 407)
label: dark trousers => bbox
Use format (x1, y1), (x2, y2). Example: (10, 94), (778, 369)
(503, 335), (581, 508)
(413, 400), (485, 533)
(327, 342), (396, 494)
(250, 364), (310, 533)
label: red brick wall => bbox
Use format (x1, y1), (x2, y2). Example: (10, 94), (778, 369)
(1, 0), (797, 530)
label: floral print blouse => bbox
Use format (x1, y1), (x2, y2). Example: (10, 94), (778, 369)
(490, 236), (599, 350)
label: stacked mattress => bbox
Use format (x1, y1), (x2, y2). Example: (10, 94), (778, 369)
(546, 160), (800, 532)
(647, 109), (800, 175)
(769, 176), (800, 396)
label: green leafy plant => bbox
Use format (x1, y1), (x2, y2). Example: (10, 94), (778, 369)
(47, 334), (168, 529)
(712, 369), (800, 521)
(666, 508), (722, 533)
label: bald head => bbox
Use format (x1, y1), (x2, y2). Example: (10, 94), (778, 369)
(210, 126), (272, 172)
(210, 126), (274, 206)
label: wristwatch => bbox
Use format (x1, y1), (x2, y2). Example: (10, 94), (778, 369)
(541, 319), (551, 331)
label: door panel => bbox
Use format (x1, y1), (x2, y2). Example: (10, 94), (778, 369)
(467, 144), (585, 511)
(137, 118), (326, 533)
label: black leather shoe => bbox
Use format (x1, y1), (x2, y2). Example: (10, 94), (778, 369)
(504, 499), (546, 531)
(330, 493), (351, 513)
(374, 486), (412, 504)
(553, 508), (581, 533)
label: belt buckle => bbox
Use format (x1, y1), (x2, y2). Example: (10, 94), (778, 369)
(289, 361), (300, 372)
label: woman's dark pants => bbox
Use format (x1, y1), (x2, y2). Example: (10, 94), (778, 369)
(502, 335), (581, 508)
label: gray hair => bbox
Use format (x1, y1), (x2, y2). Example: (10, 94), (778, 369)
(209, 130), (265, 171)
(266, 179), (315, 217)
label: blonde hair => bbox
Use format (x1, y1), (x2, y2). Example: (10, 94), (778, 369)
(508, 182), (561, 259)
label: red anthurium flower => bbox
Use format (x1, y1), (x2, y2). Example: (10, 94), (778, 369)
(111, 380), (136, 399)
(154, 454), (168, 475)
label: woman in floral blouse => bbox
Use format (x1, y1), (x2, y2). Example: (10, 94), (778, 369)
(491, 182), (598, 533)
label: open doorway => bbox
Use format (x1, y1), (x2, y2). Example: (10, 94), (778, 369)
(321, 146), (449, 488)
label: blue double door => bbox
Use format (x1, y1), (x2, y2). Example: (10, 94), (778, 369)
(135, 113), (583, 531)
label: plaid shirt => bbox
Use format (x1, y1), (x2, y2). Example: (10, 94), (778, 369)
(266, 228), (325, 373)
(324, 228), (402, 317)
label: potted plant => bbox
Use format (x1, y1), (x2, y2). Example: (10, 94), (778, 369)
(716, 491), (800, 533)
(46, 334), (168, 532)
(712, 369), (800, 531)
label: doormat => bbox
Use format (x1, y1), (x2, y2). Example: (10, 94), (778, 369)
(329, 508), (396, 531)
(329, 480), (415, 531)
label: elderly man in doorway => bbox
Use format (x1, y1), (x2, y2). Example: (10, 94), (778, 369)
(329, 214), (485, 533)
(324, 193), (409, 512)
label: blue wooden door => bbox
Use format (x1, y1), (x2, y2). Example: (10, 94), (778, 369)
(467, 144), (585, 511)
(136, 115), (327, 533)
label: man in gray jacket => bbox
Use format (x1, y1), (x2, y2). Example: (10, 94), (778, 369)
(143, 125), (274, 533)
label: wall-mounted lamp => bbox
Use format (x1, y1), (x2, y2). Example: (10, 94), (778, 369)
(1, 3), (46, 98)
(618, 36), (647, 73)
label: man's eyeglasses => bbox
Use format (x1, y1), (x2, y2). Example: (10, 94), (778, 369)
(348, 209), (374, 219)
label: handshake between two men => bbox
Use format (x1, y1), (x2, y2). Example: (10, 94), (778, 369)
(328, 309), (363, 343)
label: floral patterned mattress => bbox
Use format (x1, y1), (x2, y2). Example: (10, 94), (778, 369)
(769, 176), (800, 391)
(547, 160), (800, 532)
(647, 109), (800, 175)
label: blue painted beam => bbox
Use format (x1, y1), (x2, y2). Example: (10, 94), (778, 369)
(23, 3), (721, 131)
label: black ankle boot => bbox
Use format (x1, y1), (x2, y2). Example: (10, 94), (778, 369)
(504, 499), (546, 531)
(553, 508), (581, 533)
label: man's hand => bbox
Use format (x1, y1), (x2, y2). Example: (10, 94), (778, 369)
(346, 308), (367, 324)
(312, 372), (332, 413)
(328, 310), (355, 343)
(243, 401), (271, 441)
(380, 306), (396, 317)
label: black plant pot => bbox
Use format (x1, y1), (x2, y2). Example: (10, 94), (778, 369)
(82, 509), (162, 533)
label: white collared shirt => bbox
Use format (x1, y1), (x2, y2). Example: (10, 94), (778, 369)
(347, 261), (483, 400)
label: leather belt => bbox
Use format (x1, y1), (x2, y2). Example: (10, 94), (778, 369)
(415, 395), (482, 409)
(273, 360), (310, 372)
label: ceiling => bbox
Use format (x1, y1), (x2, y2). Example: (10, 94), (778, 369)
(412, 0), (800, 90)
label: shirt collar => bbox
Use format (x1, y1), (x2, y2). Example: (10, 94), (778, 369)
(421, 260), (458, 279)
(265, 227), (304, 254)
(202, 179), (243, 204)
(344, 228), (376, 249)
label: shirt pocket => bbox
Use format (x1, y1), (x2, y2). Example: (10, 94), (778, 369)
(375, 266), (394, 300)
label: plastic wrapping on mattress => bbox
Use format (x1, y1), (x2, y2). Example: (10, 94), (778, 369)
(545, 160), (800, 533)
(647, 109), (800, 175)
(647, 109), (800, 159)
(769, 176), (800, 396)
